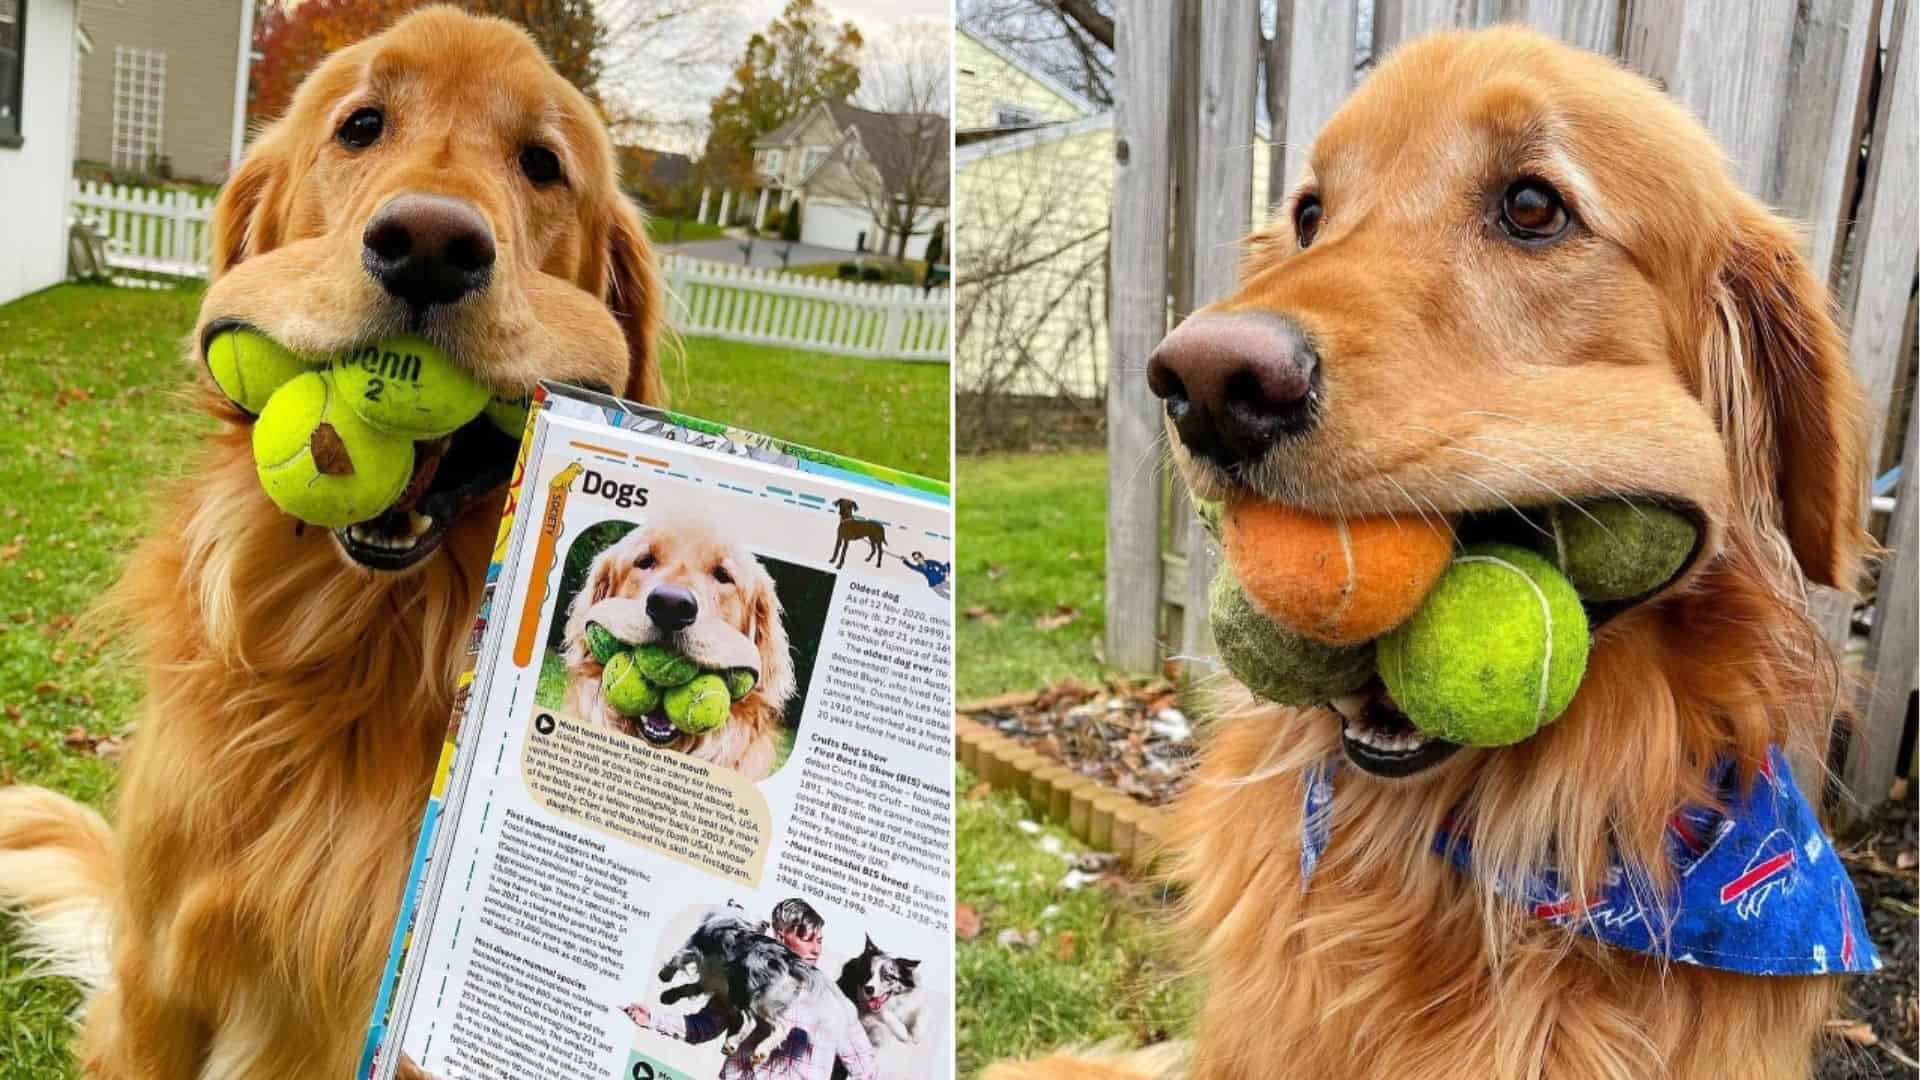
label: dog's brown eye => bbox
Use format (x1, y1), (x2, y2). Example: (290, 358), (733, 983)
(1499, 179), (1569, 241)
(637, 553), (656, 570)
(520, 145), (564, 186)
(338, 108), (384, 149)
(1295, 195), (1323, 248)
(713, 565), (733, 584)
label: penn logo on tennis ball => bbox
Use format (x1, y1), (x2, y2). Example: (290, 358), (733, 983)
(581, 469), (650, 509)
(333, 343), (426, 384)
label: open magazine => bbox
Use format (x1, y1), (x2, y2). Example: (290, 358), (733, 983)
(360, 384), (954, 1080)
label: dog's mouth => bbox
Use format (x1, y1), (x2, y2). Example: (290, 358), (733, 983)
(632, 709), (681, 747)
(1329, 680), (1462, 777)
(865, 993), (890, 1011)
(334, 417), (518, 572)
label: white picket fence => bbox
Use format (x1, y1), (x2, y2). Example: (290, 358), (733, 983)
(66, 179), (949, 362)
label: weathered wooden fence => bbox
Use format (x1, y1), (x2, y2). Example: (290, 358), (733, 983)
(67, 180), (950, 363)
(1105, 0), (1917, 810)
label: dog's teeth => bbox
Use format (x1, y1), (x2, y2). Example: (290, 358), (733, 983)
(407, 511), (433, 537)
(1330, 694), (1368, 720)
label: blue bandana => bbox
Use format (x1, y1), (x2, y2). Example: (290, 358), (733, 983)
(1299, 746), (1882, 976)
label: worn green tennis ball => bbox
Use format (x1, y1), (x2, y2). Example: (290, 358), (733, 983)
(722, 668), (757, 700)
(252, 371), (415, 527)
(633, 643), (700, 687)
(584, 622), (624, 665)
(485, 393), (532, 438)
(1209, 568), (1375, 706)
(205, 328), (315, 415)
(664, 674), (731, 734)
(330, 335), (489, 439)
(1378, 543), (1590, 746)
(1538, 500), (1697, 603)
(601, 650), (661, 717)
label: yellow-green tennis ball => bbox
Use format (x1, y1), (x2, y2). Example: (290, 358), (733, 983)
(205, 328), (315, 415)
(601, 650), (661, 717)
(633, 643), (699, 687)
(1210, 568), (1375, 706)
(1539, 500), (1697, 603)
(584, 622), (624, 665)
(253, 371), (415, 527)
(1378, 543), (1590, 746)
(330, 335), (488, 439)
(722, 668), (757, 700)
(663, 674), (731, 734)
(485, 393), (531, 438)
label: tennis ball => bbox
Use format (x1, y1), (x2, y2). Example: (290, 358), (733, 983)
(205, 328), (315, 415)
(1222, 498), (1454, 646)
(723, 668), (757, 700)
(663, 674), (731, 734)
(1536, 500), (1697, 602)
(633, 643), (700, 687)
(1210, 568), (1376, 707)
(601, 650), (661, 717)
(330, 335), (488, 439)
(485, 393), (531, 438)
(584, 622), (624, 665)
(253, 371), (415, 527)
(1378, 543), (1590, 746)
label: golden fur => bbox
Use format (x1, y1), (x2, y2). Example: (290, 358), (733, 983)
(0, 8), (662, 1077)
(560, 510), (797, 780)
(988, 27), (1869, 1080)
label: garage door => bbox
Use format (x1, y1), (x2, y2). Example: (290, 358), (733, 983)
(798, 199), (873, 253)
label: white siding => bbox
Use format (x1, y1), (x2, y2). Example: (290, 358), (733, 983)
(955, 30), (1088, 131)
(0, 0), (80, 305)
(800, 197), (874, 252)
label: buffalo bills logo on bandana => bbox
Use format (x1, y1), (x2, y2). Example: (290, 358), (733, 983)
(1300, 747), (1882, 976)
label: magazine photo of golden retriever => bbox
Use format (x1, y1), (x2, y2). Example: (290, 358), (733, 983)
(535, 509), (834, 782)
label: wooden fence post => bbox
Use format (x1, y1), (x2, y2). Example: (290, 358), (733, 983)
(1106, 0), (1181, 673)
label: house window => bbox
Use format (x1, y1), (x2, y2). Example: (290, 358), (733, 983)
(801, 147), (824, 175)
(994, 103), (1042, 127)
(764, 148), (783, 175)
(111, 45), (165, 173)
(0, 0), (24, 147)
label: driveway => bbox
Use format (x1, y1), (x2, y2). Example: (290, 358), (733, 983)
(662, 236), (860, 270)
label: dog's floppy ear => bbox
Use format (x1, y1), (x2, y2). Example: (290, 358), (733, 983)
(1706, 200), (1871, 591)
(601, 195), (666, 406)
(562, 538), (628, 667)
(745, 561), (796, 709)
(208, 127), (296, 278)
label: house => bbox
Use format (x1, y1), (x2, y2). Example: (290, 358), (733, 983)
(620, 144), (698, 217)
(0, 0), (87, 305)
(700, 98), (948, 259)
(954, 24), (1271, 400)
(73, 0), (252, 182)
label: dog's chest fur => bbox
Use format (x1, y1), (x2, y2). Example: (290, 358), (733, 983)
(1169, 715), (1837, 1080)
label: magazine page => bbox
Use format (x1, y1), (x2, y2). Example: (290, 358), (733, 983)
(363, 384), (955, 1080)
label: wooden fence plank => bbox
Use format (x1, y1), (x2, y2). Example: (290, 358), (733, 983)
(1107, 0), (1182, 672)
(1782, 0), (1882, 286)
(1283, 0), (1361, 186)
(1176, 0), (1261, 661)
(1850, 402), (1918, 805)
(1520, 0), (1621, 54)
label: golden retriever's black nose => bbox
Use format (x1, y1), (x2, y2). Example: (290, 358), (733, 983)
(1147, 311), (1319, 469)
(362, 193), (495, 308)
(646, 585), (699, 633)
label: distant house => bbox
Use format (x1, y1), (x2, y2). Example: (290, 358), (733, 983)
(955, 24), (1270, 399)
(73, 0), (252, 182)
(711, 98), (947, 259)
(0, 0), (87, 305)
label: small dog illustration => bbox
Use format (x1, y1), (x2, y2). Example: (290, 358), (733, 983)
(830, 498), (886, 569)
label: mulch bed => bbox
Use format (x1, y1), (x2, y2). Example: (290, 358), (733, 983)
(964, 679), (1919, 1075)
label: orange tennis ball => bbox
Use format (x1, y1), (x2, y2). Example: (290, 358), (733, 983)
(1221, 498), (1455, 645)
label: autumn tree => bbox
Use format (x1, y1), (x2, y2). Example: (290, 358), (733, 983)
(702, 0), (863, 183)
(459, 0), (607, 107)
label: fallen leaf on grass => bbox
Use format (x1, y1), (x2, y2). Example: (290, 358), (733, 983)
(963, 606), (999, 626)
(1034, 605), (1080, 631)
(32, 680), (61, 696)
(955, 903), (983, 941)
(63, 725), (93, 749)
(3, 704), (20, 723)
(964, 780), (992, 801)
(987, 563), (1007, 579)
(0, 542), (21, 563)
(92, 737), (126, 760)
(1054, 931), (1077, 961)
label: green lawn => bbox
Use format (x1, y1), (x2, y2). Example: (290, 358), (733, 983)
(644, 216), (726, 245)
(0, 281), (945, 1076)
(955, 763), (1192, 1076)
(955, 450), (1116, 700)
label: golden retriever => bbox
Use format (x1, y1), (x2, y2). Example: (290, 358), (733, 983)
(561, 510), (797, 780)
(0, 7), (661, 1077)
(989, 27), (1874, 1080)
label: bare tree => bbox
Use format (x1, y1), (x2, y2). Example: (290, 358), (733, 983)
(848, 21), (951, 260)
(959, 0), (1115, 106)
(596, 0), (745, 153)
